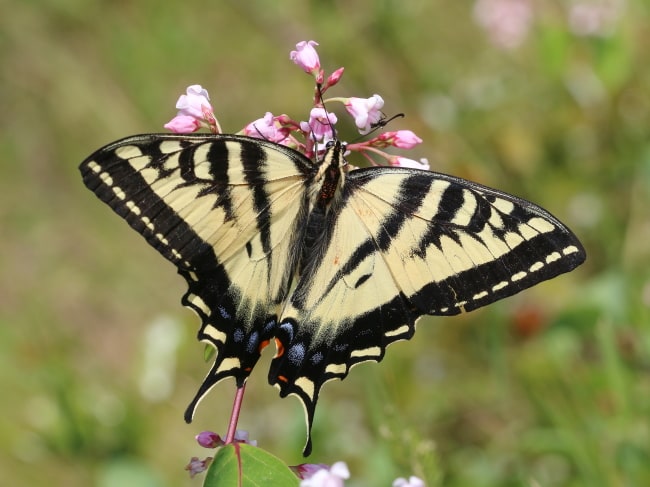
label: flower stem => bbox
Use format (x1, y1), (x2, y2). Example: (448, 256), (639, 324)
(224, 383), (246, 444)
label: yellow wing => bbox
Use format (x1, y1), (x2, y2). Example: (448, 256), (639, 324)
(271, 166), (585, 454)
(80, 133), (316, 418)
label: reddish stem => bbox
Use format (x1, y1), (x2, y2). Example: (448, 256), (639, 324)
(224, 383), (246, 444)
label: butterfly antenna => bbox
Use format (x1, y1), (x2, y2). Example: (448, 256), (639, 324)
(346, 112), (407, 145)
(317, 83), (338, 142)
(371, 112), (405, 131)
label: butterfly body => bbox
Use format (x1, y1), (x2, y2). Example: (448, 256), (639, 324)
(80, 133), (585, 454)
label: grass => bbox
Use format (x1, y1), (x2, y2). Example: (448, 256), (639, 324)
(1, 0), (649, 485)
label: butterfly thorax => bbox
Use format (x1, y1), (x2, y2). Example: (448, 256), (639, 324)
(298, 140), (346, 275)
(316, 140), (346, 204)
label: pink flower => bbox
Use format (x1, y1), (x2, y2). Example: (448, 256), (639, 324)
(473, 0), (533, 50)
(164, 115), (201, 133)
(175, 84), (212, 119)
(393, 476), (426, 487)
(300, 107), (337, 142)
(325, 67), (345, 88)
(290, 41), (322, 80)
(392, 130), (422, 149)
(243, 112), (291, 143)
(165, 84), (220, 133)
(299, 461), (350, 487)
(568, 0), (625, 37)
(195, 431), (223, 449)
(291, 463), (330, 480)
(390, 156), (430, 170)
(344, 95), (385, 134)
(233, 430), (257, 446)
(185, 456), (212, 478)
(376, 130), (422, 149)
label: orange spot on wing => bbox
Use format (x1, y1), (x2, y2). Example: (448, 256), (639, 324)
(274, 338), (285, 358)
(258, 339), (270, 353)
(277, 375), (288, 383)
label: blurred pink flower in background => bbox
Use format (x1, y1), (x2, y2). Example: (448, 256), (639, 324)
(568, 0), (626, 37)
(473, 0), (534, 49)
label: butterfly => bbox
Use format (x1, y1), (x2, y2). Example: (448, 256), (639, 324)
(80, 133), (585, 455)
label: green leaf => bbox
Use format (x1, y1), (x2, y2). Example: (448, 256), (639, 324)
(202, 444), (300, 487)
(204, 343), (216, 362)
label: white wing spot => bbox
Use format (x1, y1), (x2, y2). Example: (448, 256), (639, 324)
(472, 291), (489, 301)
(100, 171), (113, 185)
(546, 252), (561, 264)
(88, 161), (101, 173)
(351, 346), (381, 359)
(563, 245), (580, 255)
(385, 324), (410, 338)
(155, 233), (169, 245)
(455, 300), (468, 308)
(529, 261), (544, 272)
(325, 363), (347, 375)
(492, 281), (509, 292)
(172, 249), (182, 260)
(126, 200), (141, 215)
(202, 324), (226, 343)
(141, 216), (155, 232)
(113, 186), (125, 200)
(512, 271), (527, 282)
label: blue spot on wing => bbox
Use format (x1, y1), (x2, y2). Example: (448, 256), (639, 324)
(218, 306), (231, 320)
(287, 343), (305, 365)
(246, 331), (259, 353)
(280, 321), (294, 341)
(234, 328), (244, 342)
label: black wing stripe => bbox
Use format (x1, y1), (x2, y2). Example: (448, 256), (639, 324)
(82, 147), (212, 267)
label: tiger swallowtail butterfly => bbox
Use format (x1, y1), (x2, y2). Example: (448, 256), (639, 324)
(80, 132), (585, 455)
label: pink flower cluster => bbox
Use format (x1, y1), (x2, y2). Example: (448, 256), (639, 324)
(295, 461), (350, 487)
(185, 429), (256, 478)
(186, 429), (424, 485)
(292, 461), (426, 487)
(473, 0), (534, 50)
(164, 40), (428, 170)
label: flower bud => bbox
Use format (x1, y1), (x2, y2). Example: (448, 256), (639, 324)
(290, 40), (321, 78)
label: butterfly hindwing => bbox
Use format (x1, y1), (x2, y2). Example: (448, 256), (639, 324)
(270, 165), (585, 452)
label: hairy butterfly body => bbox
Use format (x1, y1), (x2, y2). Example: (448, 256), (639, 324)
(80, 133), (585, 455)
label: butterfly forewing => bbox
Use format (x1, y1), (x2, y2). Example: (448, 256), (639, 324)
(80, 134), (316, 414)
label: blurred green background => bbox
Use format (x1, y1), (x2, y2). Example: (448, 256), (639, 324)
(1, 1), (648, 486)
